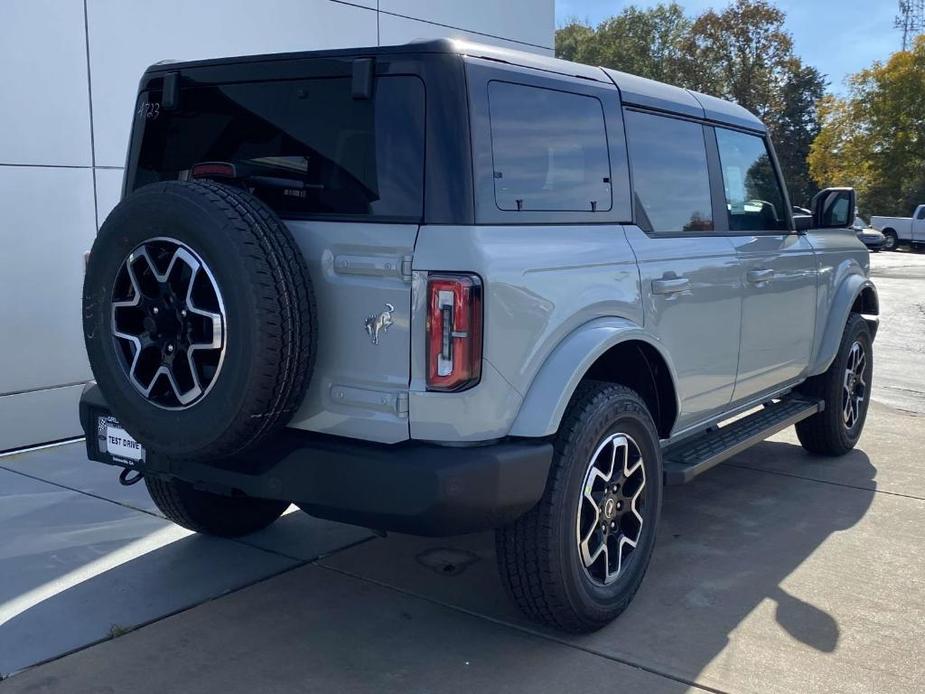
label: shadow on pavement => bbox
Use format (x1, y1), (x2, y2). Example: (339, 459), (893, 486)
(2, 441), (884, 692)
(318, 440), (880, 690)
(0, 494), (375, 674)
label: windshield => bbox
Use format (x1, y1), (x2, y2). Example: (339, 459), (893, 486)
(133, 75), (426, 221)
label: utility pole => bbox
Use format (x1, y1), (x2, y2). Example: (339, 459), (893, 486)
(896, 0), (925, 50)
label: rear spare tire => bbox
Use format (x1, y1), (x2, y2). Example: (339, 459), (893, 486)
(83, 181), (315, 463)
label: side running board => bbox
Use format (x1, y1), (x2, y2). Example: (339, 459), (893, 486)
(662, 396), (824, 485)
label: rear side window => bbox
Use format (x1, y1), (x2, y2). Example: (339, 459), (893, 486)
(624, 110), (713, 233)
(714, 127), (788, 232)
(487, 82), (612, 212)
(135, 75), (425, 221)
(917, 207), (925, 220)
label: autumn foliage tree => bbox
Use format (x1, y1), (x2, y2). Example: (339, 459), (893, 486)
(557, 0), (826, 206)
(682, 2), (825, 206)
(809, 35), (925, 216)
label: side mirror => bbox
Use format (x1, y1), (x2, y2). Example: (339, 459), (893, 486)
(793, 214), (812, 232)
(811, 188), (855, 229)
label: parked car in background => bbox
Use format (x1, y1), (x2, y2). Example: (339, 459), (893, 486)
(870, 204), (925, 251)
(853, 217), (885, 252)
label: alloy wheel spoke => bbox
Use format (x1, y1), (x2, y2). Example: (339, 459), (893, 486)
(110, 239), (225, 409)
(842, 340), (867, 429)
(600, 543), (611, 583)
(576, 432), (647, 586)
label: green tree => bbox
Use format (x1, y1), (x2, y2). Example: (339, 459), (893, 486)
(681, 0), (825, 206)
(554, 20), (595, 65)
(555, 0), (826, 207)
(558, 4), (693, 84)
(681, 0), (792, 118)
(810, 35), (925, 216)
(767, 61), (827, 207)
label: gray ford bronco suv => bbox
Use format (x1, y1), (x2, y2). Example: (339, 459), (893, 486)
(80, 40), (879, 632)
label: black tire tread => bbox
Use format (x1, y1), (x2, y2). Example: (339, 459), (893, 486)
(496, 381), (658, 632)
(883, 229), (899, 251)
(145, 477), (288, 538)
(187, 181), (316, 459)
(796, 313), (871, 455)
(95, 180), (317, 462)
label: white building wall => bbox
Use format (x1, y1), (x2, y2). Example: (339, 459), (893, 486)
(0, 0), (554, 451)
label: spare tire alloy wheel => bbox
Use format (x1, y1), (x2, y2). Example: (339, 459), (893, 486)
(84, 181), (315, 463)
(112, 239), (226, 409)
(577, 433), (647, 586)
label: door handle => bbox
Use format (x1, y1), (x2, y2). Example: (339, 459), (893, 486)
(652, 277), (691, 295)
(747, 268), (775, 284)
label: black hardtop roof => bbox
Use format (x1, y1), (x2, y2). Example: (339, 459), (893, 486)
(146, 38), (765, 133)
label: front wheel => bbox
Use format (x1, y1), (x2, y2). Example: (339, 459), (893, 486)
(796, 313), (873, 456)
(495, 382), (662, 633)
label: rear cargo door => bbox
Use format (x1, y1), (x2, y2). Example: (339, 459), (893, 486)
(287, 219), (418, 443)
(130, 66), (426, 442)
(281, 76), (425, 442)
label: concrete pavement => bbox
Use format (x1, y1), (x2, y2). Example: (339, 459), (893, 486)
(0, 443), (372, 676)
(3, 399), (923, 693)
(2, 249), (924, 692)
(868, 250), (925, 414)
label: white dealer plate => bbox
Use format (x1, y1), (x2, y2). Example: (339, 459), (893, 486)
(99, 417), (146, 463)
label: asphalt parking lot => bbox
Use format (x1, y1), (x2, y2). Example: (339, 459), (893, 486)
(2, 251), (924, 693)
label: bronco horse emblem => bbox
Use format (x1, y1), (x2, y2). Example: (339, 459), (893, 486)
(364, 303), (395, 345)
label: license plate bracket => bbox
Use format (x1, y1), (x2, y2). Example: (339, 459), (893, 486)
(96, 415), (146, 467)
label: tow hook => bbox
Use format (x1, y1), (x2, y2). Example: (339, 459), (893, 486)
(118, 468), (144, 486)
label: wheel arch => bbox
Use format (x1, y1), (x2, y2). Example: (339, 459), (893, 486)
(509, 318), (680, 439)
(852, 284), (879, 316)
(808, 275), (879, 377)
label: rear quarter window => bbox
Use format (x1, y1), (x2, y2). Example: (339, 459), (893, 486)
(134, 75), (425, 221)
(487, 81), (612, 213)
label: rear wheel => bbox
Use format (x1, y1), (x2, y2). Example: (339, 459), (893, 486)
(796, 313), (873, 456)
(496, 382), (662, 633)
(146, 477), (288, 537)
(882, 229), (898, 251)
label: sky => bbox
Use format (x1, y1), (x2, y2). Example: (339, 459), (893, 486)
(555, 0), (903, 92)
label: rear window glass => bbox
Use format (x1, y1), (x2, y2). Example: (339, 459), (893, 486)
(487, 81), (612, 212)
(134, 75), (425, 221)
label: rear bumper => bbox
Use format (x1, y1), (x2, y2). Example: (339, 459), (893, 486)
(79, 384), (553, 536)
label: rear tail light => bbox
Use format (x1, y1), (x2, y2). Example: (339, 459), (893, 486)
(426, 273), (483, 392)
(190, 162), (237, 179)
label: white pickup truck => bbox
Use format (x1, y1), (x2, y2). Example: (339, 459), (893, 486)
(870, 204), (925, 250)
